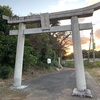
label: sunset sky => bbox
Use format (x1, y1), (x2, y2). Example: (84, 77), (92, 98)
(80, 0), (100, 52)
(0, 0), (100, 53)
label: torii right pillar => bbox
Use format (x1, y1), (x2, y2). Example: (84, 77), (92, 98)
(71, 16), (92, 97)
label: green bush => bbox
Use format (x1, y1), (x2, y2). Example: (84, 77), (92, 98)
(23, 46), (37, 71)
(84, 61), (100, 68)
(36, 61), (50, 69)
(0, 65), (13, 79)
(62, 61), (74, 68)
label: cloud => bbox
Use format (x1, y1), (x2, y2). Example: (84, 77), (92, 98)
(84, 0), (100, 33)
(81, 37), (90, 44)
(96, 45), (100, 51)
(58, 0), (78, 3)
(86, 0), (100, 5)
(67, 37), (73, 45)
(49, 0), (80, 12)
(66, 36), (90, 46)
(95, 29), (100, 39)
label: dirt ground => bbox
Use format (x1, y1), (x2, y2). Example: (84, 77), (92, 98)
(0, 67), (57, 100)
(0, 67), (100, 100)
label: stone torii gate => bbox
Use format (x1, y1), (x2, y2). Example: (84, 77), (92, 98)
(3, 2), (100, 97)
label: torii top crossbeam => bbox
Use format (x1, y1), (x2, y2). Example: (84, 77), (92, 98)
(3, 2), (100, 24)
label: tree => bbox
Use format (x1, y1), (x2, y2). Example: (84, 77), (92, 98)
(0, 6), (13, 35)
(0, 6), (16, 78)
(0, 6), (38, 79)
(50, 32), (71, 68)
(25, 13), (60, 68)
(82, 49), (88, 58)
(0, 6), (15, 66)
(29, 33), (53, 68)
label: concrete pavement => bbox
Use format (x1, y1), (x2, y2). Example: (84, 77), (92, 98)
(22, 68), (100, 100)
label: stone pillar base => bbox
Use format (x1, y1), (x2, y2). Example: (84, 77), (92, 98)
(10, 85), (27, 90)
(72, 88), (92, 98)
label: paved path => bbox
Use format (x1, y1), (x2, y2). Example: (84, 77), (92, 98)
(23, 69), (100, 100)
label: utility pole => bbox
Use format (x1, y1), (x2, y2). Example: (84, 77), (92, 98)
(88, 31), (92, 62)
(91, 27), (95, 62)
(88, 26), (95, 62)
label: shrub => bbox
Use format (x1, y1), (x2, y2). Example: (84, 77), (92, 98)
(85, 61), (100, 68)
(51, 60), (58, 67)
(0, 65), (13, 79)
(36, 61), (50, 70)
(62, 61), (74, 68)
(23, 46), (37, 71)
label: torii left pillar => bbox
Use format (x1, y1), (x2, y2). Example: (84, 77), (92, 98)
(13, 23), (27, 88)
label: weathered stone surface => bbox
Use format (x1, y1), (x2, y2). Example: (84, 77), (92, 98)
(72, 88), (92, 98)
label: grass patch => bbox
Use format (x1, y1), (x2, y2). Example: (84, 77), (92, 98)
(84, 61), (100, 76)
(86, 68), (94, 75)
(84, 61), (100, 68)
(84, 61), (100, 85)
